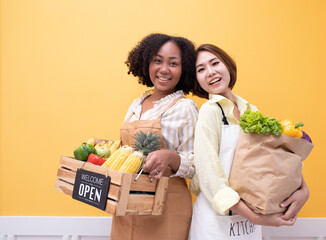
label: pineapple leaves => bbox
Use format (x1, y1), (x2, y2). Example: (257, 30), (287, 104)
(132, 131), (161, 156)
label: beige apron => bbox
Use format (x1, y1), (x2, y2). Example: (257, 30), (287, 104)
(110, 96), (193, 240)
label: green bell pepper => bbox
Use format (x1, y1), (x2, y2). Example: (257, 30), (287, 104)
(74, 143), (96, 161)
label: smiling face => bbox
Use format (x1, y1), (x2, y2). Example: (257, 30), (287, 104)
(149, 41), (182, 98)
(196, 50), (232, 98)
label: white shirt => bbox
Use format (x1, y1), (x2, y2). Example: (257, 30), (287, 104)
(123, 90), (199, 178)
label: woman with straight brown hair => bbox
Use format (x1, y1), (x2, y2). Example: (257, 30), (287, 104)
(188, 44), (309, 240)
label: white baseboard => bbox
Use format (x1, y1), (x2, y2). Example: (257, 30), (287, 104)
(262, 218), (326, 240)
(0, 217), (325, 240)
(0, 217), (111, 240)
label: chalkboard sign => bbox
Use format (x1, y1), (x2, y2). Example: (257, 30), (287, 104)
(72, 168), (110, 210)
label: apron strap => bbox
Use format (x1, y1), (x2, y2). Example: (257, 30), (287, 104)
(125, 111), (135, 123)
(217, 102), (229, 125)
(217, 102), (232, 216)
(157, 96), (184, 119)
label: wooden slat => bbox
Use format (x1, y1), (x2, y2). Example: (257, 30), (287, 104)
(105, 199), (117, 215)
(54, 179), (73, 196)
(125, 210), (152, 215)
(83, 163), (123, 186)
(60, 156), (84, 170)
(115, 173), (132, 216)
(60, 156), (123, 185)
(107, 184), (120, 201)
(57, 167), (76, 184)
(129, 174), (157, 192)
(152, 177), (169, 215)
(125, 195), (154, 215)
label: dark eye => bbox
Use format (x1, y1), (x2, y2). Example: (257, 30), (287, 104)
(153, 59), (162, 64)
(212, 61), (219, 66)
(197, 68), (204, 73)
(170, 62), (179, 66)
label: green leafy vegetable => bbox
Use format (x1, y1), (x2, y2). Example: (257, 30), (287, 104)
(240, 109), (282, 136)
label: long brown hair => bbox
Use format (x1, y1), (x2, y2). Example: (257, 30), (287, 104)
(194, 44), (237, 99)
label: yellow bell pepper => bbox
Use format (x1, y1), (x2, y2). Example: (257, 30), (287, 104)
(280, 119), (304, 138)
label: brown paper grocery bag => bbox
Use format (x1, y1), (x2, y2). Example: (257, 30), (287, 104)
(229, 131), (314, 215)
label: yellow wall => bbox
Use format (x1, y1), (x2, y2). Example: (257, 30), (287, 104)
(1, 0), (325, 217)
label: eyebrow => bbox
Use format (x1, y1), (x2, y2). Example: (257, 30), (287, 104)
(156, 54), (180, 60)
(196, 57), (218, 68)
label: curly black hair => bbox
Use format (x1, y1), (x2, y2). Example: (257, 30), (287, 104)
(126, 33), (197, 94)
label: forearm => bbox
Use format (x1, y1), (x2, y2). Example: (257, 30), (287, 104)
(230, 200), (293, 227)
(230, 200), (260, 224)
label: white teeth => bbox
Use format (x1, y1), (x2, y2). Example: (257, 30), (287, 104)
(209, 78), (221, 85)
(158, 76), (170, 81)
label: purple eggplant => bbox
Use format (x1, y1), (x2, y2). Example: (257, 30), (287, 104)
(302, 131), (312, 143)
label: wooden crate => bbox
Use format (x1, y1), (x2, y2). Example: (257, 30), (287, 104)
(55, 156), (169, 216)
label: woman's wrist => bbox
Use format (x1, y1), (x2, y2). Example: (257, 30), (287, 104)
(230, 200), (261, 225)
(167, 150), (181, 172)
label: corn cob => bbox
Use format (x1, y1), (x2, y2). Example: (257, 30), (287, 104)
(101, 146), (133, 170)
(110, 140), (121, 154)
(109, 146), (133, 171)
(101, 148), (123, 168)
(119, 151), (144, 173)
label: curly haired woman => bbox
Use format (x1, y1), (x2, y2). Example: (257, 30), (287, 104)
(110, 33), (198, 240)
